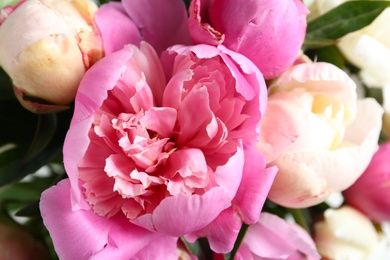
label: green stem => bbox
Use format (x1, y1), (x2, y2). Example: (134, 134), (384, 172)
(224, 223), (249, 260)
(288, 208), (310, 234)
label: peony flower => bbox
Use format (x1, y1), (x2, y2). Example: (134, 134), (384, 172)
(188, 0), (309, 79)
(0, 0), (103, 113)
(0, 221), (48, 260)
(95, 0), (192, 56)
(343, 141), (390, 222)
(314, 206), (389, 260)
(235, 212), (320, 260)
(256, 62), (383, 208)
(40, 42), (277, 258)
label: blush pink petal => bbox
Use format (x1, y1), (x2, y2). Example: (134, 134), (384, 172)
(40, 179), (174, 260)
(268, 99), (383, 208)
(122, 0), (192, 55)
(95, 2), (141, 55)
(64, 47), (134, 209)
(256, 92), (310, 163)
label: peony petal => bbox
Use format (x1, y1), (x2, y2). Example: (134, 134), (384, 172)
(40, 179), (162, 260)
(208, 0), (308, 79)
(140, 107), (177, 137)
(0, 0), (76, 69)
(185, 207), (242, 254)
(122, 0), (192, 55)
(218, 45), (266, 146)
(268, 98), (383, 208)
(232, 145), (277, 224)
(132, 186), (231, 236)
(188, 0), (225, 46)
(131, 236), (179, 260)
(95, 2), (141, 55)
(243, 212), (320, 259)
(64, 47), (134, 209)
(176, 86), (213, 146)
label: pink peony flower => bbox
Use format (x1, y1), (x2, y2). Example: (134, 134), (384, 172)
(343, 141), (390, 222)
(0, 0), (103, 113)
(256, 62), (384, 208)
(235, 212), (320, 260)
(95, 0), (192, 56)
(40, 42), (276, 258)
(188, 0), (309, 79)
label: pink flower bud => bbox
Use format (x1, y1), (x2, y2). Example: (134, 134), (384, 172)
(0, 0), (104, 113)
(343, 141), (390, 222)
(188, 0), (309, 79)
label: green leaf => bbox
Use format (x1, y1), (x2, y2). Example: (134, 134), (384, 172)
(183, 0), (191, 9)
(0, 68), (14, 101)
(305, 46), (345, 69)
(0, 99), (71, 186)
(306, 1), (390, 40)
(181, 237), (213, 260)
(0, 99), (37, 147)
(0, 0), (20, 10)
(302, 38), (337, 49)
(15, 200), (40, 217)
(24, 114), (57, 162)
(0, 144), (62, 186)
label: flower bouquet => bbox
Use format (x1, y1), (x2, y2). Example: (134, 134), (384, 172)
(0, 0), (390, 259)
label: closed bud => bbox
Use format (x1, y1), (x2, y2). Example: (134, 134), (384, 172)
(0, 0), (104, 113)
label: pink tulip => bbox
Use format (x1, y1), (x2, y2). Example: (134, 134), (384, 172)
(188, 0), (309, 79)
(95, 0), (192, 56)
(256, 62), (384, 208)
(343, 141), (390, 222)
(235, 213), (320, 260)
(40, 42), (277, 257)
(0, 0), (103, 113)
